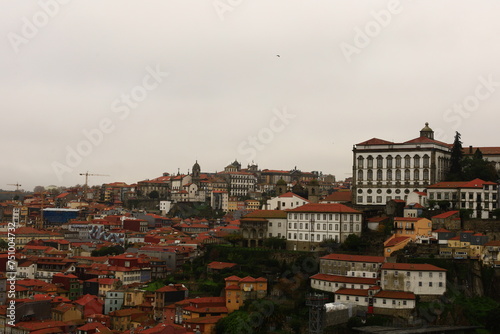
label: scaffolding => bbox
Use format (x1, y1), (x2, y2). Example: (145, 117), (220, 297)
(306, 293), (329, 334)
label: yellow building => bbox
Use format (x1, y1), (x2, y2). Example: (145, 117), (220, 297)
(224, 275), (267, 313)
(383, 236), (411, 257)
(52, 303), (83, 322)
(393, 217), (432, 242)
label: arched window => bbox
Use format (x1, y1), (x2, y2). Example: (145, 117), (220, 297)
(423, 155), (430, 168)
(367, 156), (374, 168)
(357, 156), (364, 169)
(357, 170), (363, 181)
(405, 155), (411, 168)
(396, 155), (402, 168)
(377, 155), (383, 168)
(367, 170), (373, 180)
(405, 169), (410, 180)
(414, 169), (420, 180)
(396, 169), (401, 180)
(423, 169), (429, 180)
(414, 155), (420, 168)
(387, 169), (393, 180)
(386, 155), (393, 168)
(377, 169), (383, 181)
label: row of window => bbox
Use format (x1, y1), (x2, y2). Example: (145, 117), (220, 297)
(288, 222), (361, 232)
(358, 195), (404, 203)
(383, 270), (444, 278)
(429, 192), (498, 201)
(289, 233), (341, 242)
(358, 155), (431, 169)
(288, 213), (360, 222)
(336, 294), (410, 306)
(358, 169), (430, 181)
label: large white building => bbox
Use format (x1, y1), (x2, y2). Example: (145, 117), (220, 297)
(263, 191), (310, 210)
(381, 263), (446, 296)
(427, 178), (499, 218)
(352, 123), (452, 206)
(286, 203), (363, 250)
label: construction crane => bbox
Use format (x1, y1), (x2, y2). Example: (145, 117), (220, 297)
(7, 183), (22, 191)
(79, 172), (110, 188)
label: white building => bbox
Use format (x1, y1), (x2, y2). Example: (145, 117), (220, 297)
(263, 191), (310, 210)
(427, 178), (499, 218)
(381, 263), (446, 296)
(286, 203), (362, 250)
(310, 274), (378, 293)
(319, 254), (385, 278)
(353, 123), (451, 206)
(218, 171), (257, 197)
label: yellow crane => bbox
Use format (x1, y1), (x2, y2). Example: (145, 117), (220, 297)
(79, 172), (110, 188)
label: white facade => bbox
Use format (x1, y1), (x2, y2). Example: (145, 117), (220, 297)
(373, 294), (416, 309)
(427, 180), (499, 218)
(218, 171), (257, 197)
(159, 201), (172, 215)
(353, 124), (451, 206)
(264, 192), (309, 210)
(310, 275), (378, 293)
(286, 210), (362, 244)
(381, 264), (446, 296)
(267, 218), (287, 238)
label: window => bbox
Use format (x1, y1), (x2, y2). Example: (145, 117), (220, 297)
(423, 155), (430, 168)
(387, 169), (392, 180)
(387, 156), (393, 168)
(357, 156), (364, 169)
(367, 156), (373, 168)
(396, 155), (402, 168)
(423, 169), (429, 180)
(414, 155), (420, 168)
(429, 282), (433, 287)
(377, 155), (383, 168)
(367, 170), (373, 180)
(414, 169), (420, 180)
(405, 169), (410, 180)
(377, 169), (383, 181)
(419, 282), (422, 286)
(405, 155), (411, 168)
(396, 170), (401, 180)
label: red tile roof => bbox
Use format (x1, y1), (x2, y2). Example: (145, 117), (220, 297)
(287, 203), (360, 213)
(433, 228), (451, 233)
(321, 191), (352, 202)
(428, 179), (497, 189)
(384, 236), (411, 247)
(278, 192), (309, 202)
(375, 290), (416, 300)
(356, 138), (395, 146)
(310, 273), (377, 285)
(404, 136), (451, 147)
(335, 288), (370, 297)
(207, 261), (237, 270)
(381, 263), (446, 271)
(243, 210), (287, 219)
(432, 211), (459, 219)
(320, 254), (385, 263)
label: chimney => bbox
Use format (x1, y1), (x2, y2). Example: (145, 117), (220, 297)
(469, 145), (473, 154)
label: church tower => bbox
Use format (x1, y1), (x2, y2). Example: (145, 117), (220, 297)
(192, 160), (201, 185)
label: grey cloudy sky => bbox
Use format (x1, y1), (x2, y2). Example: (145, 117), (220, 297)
(2, 0), (500, 191)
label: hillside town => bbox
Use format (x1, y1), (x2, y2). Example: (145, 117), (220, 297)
(0, 124), (499, 333)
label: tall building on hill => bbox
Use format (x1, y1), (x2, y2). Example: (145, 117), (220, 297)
(352, 123), (452, 206)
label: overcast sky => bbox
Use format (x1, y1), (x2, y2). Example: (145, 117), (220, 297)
(2, 0), (500, 191)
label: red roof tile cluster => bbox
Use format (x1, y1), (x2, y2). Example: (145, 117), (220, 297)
(287, 203), (360, 213)
(381, 263), (446, 272)
(320, 253), (385, 263)
(432, 211), (459, 219)
(310, 273), (377, 285)
(375, 290), (416, 300)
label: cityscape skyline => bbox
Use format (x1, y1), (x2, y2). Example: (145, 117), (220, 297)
(2, 0), (500, 190)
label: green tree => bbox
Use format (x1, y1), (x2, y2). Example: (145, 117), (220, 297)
(447, 131), (463, 181)
(263, 237), (286, 249)
(224, 233), (244, 247)
(148, 190), (159, 199)
(341, 234), (364, 252)
(462, 148), (499, 182)
(0, 239), (8, 250)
